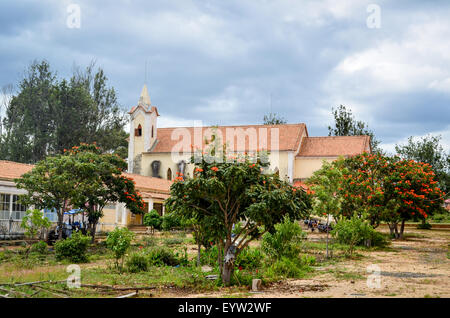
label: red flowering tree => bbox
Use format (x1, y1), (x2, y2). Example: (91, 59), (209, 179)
(385, 159), (444, 238)
(165, 147), (311, 286)
(65, 143), (146, 242)
(338, 153), (444, 238)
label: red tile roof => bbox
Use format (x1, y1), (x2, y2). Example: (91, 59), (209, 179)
(149, 123), (307, 153)
(297, 136), (371, 157)
(0, 160), (34, 181)
(0, 160), (171, 193)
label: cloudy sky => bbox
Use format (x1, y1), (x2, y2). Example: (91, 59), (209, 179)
(1, 0), (449, 153)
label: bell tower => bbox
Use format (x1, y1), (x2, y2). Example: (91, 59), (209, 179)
(128, 84), (159, 173)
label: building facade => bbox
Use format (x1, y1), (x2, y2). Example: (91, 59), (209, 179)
(127, 85), (371, 186)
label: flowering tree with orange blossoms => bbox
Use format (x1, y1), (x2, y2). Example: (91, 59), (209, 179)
(165, 144), (311, 286)
(64, 143), (146, 242)
(338, 153), (445, 239)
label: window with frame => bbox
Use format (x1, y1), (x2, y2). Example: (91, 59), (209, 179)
(0, 193), (11, 220)
(11, 195), (27, 220)
(135, 124), (142, 137)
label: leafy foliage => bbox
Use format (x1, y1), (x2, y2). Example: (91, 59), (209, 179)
(0, 60), (128, 163)
(395, 135), (450, 194)
(331, 216), (384, 255)
(261, 216), (306, 261)
(126, 252), (148, 273)
(143, 209), (163, 231)
(20, 209), (51, 240)
(263, 112), (287, 125)
(106, 227), (134, 270)
(328, 104), (381, 153)
(165, 143), (311, 285)
(54, 232), (91, 263)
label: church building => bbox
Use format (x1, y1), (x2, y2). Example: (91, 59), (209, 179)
(127, 85), (371, 189)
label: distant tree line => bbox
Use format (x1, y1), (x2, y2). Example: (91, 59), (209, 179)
(0, 60), (128, 163)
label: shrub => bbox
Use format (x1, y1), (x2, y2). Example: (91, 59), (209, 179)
(200, 245), (219, 266)
(261, 216), (306, 260)
(331, 215), (384, 255)
(31, 240), (48, 254)
(21, 209), (51, 240)
(162, 237), (183, 246)
(144, 209), (162, 232)
(161, 212), (181, 231)
(417, 222), (432, 229)
(142, 236), (157, 247)
(266, 257), (309, 278)
(235, 247), (263, 270)
(106, 227), (135, 269)
(126, 252), (148, 272)
(147, 247), (184, 267)
(54, 232), (91, 263)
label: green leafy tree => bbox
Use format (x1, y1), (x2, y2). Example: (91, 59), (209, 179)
(337, 153), (444, 238)
(307, 159), (346, 257)
(21, 209), (51, 240)
(0, 60), (128, 162)
(15, 155), (82, 239)
(143, 209), (162, 234)
(63, 143), (146, 242)
(395, 135), (450, 194)
(263, 112), (287, 125)
(106, 227), (135, 271)
(165, 145), (311, 285)
(328, 104), (381, 153)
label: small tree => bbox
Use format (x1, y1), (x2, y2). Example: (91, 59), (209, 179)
(106, 227), (134, 271)
(166, 146), (311, 285)
(263, 112), (287, 125)
(307, 159), (346, 257)
(64, 143), (146, 243)
(21, 209), (51, 240)
(143, 209), (162, 234)
(15, 155), (81, 239)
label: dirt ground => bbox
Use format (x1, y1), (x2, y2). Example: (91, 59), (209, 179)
(166, 226), (450, 298)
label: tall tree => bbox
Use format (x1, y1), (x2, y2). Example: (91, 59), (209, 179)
(0, 60), (128, 163)
(395, 135), (450, 194)
(263, 112), (287, 125)
(1, 60), (58, 163)
(166, 145), (311, 285)
(328, 105), (381, 153)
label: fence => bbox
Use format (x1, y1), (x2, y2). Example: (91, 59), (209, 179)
(0, 219), (26, 240)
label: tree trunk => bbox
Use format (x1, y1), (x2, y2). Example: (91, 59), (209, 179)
(222, 261), (234, 286)
(90, 220), (97, 244)
(197, 241), (201, 267)
(57, 208), (64, 240)
(399, 219), (406, 240)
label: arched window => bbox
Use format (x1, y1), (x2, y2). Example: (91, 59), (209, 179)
(167, 168), (172, 180)
(135, 124), (142, 137)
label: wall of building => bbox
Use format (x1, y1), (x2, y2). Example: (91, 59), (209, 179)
(294, 157), (337, 180)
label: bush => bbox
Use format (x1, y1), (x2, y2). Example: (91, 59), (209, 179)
(142, 236), (157, 247)
(31, 240), (48, 254)
(331, 216), (385, 255)
(106, 227), (135, 269)
(235, 247), (263, 270)
(417, 222), (432, 229)
(143, 210), (162, 231)
(147, 247), (187, 267)
(261, 217), (306, 260)
(126, 252), (148, 272)
(266, 257), (310, 278)
(21, 209), (51, 240)
(161, 213), (181, 231)
(54, 232), (91, 263)
(162, 237), (183, 246)
(200, 245), (219, 267)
